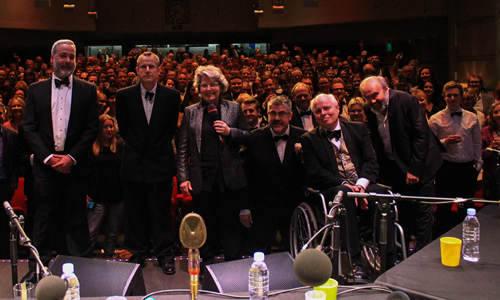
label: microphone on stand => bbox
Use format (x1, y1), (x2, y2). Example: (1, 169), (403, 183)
(293, 248), (332, 287)
(35, 275), (68, 300)
(3, 201), (50, 278)
(179, 213), (207, 300)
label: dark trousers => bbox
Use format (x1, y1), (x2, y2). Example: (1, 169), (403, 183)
(379, 160), (435, 251)
(193, 190), (242, 264)
(251, 195), (297, 254)
(123, 178), (175, 263)
(0, 179), (14, 258)
(321, 183), (388, 260)
(435, 160), (478, 237)
(30, 175), (91, 270)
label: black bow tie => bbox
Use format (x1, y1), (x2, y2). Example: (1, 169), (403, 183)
(274, 134), (289, 142)
(145, 92), (155, 101)
(54, 78), (70, 88)
(451, 111), (462, 117)
(300, 110), (313, 117)
(327, 130), (341, 140)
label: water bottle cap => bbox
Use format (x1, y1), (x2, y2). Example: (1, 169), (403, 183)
(63, 263), (74, 274)
(467, 208), (476, 216)
(253, 252), (265, 262)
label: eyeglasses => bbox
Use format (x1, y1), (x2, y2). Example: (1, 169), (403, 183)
(268, 111), (290, 118)
(200, 82), (219, 88)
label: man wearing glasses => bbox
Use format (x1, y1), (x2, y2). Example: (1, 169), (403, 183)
(242, 95), (306, 253)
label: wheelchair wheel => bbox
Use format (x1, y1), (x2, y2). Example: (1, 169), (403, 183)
(289, 202), (319, 258)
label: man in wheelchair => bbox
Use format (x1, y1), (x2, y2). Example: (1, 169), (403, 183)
(300, 94), (395, 280)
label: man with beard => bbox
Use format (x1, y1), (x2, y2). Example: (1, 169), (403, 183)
(242, 95), (306, 253)
(22, 39), (98, 283)
(362, 76), (442, 253)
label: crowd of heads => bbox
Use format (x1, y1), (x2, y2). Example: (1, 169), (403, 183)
(1, 43), (498, 132)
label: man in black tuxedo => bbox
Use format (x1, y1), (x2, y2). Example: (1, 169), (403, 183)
(301, 93), (382, 280)
(0, 124), (18, 258)
(22, 39), (98, 282)
(242, 95), (306, 253)
(361, 76), (442, 252)
(116, 52), (180, 275)
(289, 82), (317, 131)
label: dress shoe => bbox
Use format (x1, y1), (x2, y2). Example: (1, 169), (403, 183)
(158, 257), (176, 275)
(351, 263), (369, 282)
(128, 255), (146, 268)
(21, 271), (41, 284)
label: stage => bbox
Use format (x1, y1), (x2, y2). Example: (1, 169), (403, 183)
(0, 256), (391, 299)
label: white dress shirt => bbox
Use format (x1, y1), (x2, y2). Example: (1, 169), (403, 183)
(141, 83), (157, 124)
(428, 108), (483, 171)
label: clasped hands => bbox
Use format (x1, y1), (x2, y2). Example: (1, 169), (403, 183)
(49, 154), (74, 174)
(343, 183), (369, 211)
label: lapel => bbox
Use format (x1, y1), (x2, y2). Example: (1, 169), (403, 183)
(194, 102), (204, 154)
(317, 126), (338, 172)
(41, 79), (54, 139)
(282, 126), (298, 165)
(264, 127), (283, 166)
(67, 76), (80, 135)
(149, 84), (163, 127)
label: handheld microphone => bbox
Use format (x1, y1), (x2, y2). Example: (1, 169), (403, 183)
(179, 213), (207, 300)
(35, 275), (68, 300)
(207, 104), (223, 142)
(293, 248), (332, 287)
(207, 104), (220, 121)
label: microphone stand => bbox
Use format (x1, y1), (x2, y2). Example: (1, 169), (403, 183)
(9, 217), (20, 286)
(3, 202), (50, 285)
(346, 192), (499, 278)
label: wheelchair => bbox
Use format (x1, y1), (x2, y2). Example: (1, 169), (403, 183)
(289, 187), (407, 282)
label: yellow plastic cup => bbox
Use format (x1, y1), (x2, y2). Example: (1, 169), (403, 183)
(314, 278), (338, 300)
(440, 237), (462, 267)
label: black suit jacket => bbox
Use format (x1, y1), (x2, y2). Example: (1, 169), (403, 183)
(177, 99), (250, 194)
(1, 125), (19, 191)
(365, 89), (442, 183)
(24, 77), (98, 178)
(116, 83), (180, 183)
(301, 122), (378, 190)
(289, 108), (317, 130)
(244, 125), (306, 210)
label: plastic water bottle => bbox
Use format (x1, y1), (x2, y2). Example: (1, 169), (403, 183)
(249, 252), (269, 300)
(61, 263), (80, 300)
(462, 208), (480, 262)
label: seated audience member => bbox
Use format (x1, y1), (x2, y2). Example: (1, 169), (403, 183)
(411, 89), (434, 120)
(241, 98), (267, 130)
(469, 74), (494, 115)
(481, 102), (500, 200)
(290, 82), (316, 131)
(3, 97), (25, 132)
(461, 88), (485, 128)
(331, 78), (349, 120)
(243, 95), (306, 253)
(223, 76), (243, 101)
(347, 97), (367, 123)
(87, 114), (124, 258)
(301, 93), (386, 279)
